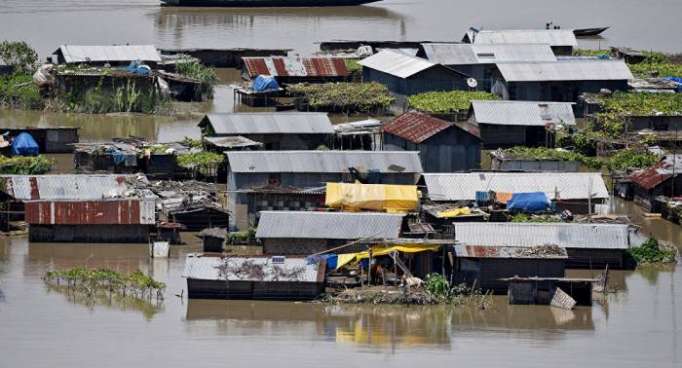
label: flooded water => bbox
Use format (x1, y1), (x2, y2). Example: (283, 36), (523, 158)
(1, 1), (682, 366)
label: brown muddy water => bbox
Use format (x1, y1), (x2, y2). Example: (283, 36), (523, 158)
(0, 199), (680, 368)
(1, 0), (682, 366)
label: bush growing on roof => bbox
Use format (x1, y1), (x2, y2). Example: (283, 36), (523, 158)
(597, 92), (682, 116)
(175, 59), (217, 97)
(497, 147), (601, 169)
(0, 155), (52, 174)
(606, 148), (658, 172)
(287, 82), (394, 113)
(407, 90), (498, 114)
(176, 151), (223, 169)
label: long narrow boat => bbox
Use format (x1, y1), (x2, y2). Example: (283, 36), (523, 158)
(573, 27), (609, 37)
(161, 0), (380, 6)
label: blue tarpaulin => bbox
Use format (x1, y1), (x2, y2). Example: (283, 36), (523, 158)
(664, 77), (682, 92)
(506, 192), (551, 213)
(11, 132), (39, 156)
(252, 75), (280, 92)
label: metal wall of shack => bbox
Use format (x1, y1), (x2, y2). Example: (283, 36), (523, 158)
(454, 257), (566, 293)
(25, 199), (156, 225)
(494, 79), (629, 102)
(362, 66), (468, 96)
(491, 156), (581, 172)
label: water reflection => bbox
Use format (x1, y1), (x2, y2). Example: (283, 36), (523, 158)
(153, 5), (406, 52)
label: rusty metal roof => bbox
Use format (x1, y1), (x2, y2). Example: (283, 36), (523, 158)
(454, 244), (568, 259)
(242, 56), (349, 78)
(384, 111), (480, 144)
(629, 155), (682, 190)
(0, 174), (144, 201)
(24, 198), (155, 225)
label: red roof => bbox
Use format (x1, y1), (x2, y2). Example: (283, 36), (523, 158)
(384, 112), (480, 144)
(242, 57), (349, 78)
(628, 155), (682, 190)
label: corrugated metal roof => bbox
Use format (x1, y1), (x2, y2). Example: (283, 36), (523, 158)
(202, 136), (263, 149)
(420, 43), (557, 65)
(0, 174), (141, 201)
(183, 254), (321, 282)
(629, 155), (682, 190)
(226, 151), (423, 174)
(468, 29), (577, 47)
(25, 199), (155, 225)
(358, 50), (436, 79)
(453, 223), (634, 249)
(423, 172), (609, 201)
(471, 100), (576, 126)
(497, 60), (633, 82)
(453, 244), (568, 259)
(255, 211), (404, 239)
(56, 45), (161, 64)
(242, 56), (349, 78)
(384, 112), (455, 144)
(199, 112), (334, 135)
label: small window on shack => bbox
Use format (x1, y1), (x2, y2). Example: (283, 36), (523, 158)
(476, 52), (495, 59)
(268, 173), (281, 186)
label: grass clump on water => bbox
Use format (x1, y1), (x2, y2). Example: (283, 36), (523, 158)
(175, 59), (218, 97)
(44, 267), (166, 301)
(628, 238), (678, 264)
(408, 90), (498, 114)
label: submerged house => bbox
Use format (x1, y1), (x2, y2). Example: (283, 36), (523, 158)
(629, 155), (682, 211)
(255, 210), (404, 255)
(225, 150), (423, 229)
(7, 174), (156, 243)
(463, 29), (577, 56)
(423, 172), (609, 214)
(358, 50), (468, 101)
(491, 60), (633, 102)
(453, 222), (644, 268)
(183, 254), (326, 300)
(452, 244), (567, 293)
(469, 100), (576, 148)
(198, 112), (334, 150)
(241, 56), (350, 84)
(51, 44), (162, 67)
(417, 43), (557, 90)
(383, 111), (482, 172)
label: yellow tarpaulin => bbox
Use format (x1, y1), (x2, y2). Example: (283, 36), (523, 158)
(436, 207), (471, 218)
(325, 182), (418, 213)
(335, 244), (442, 270)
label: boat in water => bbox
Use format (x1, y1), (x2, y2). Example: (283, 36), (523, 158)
(573, 27), (610, 37)
(161, 0), (380, 6)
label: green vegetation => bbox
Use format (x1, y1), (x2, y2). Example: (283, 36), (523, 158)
(344, 59), (362, 73)
(0, 155), (52, 174)
(227, 228), (256, 245)
(598, 92), (682, 116)
(287, 82), (394, 113)
(0, 41), (38, 74)
(497, 147), (601, 169)
(628, 51), (682, 78)
(44, 267), (166, 300)
(181, 136), (203, 149)
(58, 79), (166, 114)
(606, 148), (658, 171)
(176, 151), (223, 169)
(408, 90), (498, 114)
(0, 73), (43, 109)
(628, 238), (677, 264)
(572, 48), (610, 57)
(176, 59), (217, 97)
(510, 213), (561, 223)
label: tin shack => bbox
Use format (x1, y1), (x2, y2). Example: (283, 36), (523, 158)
(255, 210), (404, 255)
(225, 150), (423, 229)
(490, 149), (581, 172)
(452, 244), (567, 293)
(198, 112), (334, 150)
(469, 100), (576, 148)
(241, 56), (350, 84)
(358, 50), (469, 102)
(629, 155), (682, 211)
(0, 127), (79, 154)
(417, 43), (557, 90)
(491, 60), (633, 102)
(423, 172), (609, 214)
(462, 29), (577, 56)
(383, 111), (481, 172)
(453, 222), (645, 269)
(183, 254), (326, 300)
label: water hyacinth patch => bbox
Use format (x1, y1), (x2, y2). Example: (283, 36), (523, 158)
(408, 90), (498, 114)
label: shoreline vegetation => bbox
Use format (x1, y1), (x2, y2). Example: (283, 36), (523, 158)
(0, 41), (217, 115)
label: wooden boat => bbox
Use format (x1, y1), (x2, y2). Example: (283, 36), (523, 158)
(573, 27), (609, 37)
(161, 0), (380, 6)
